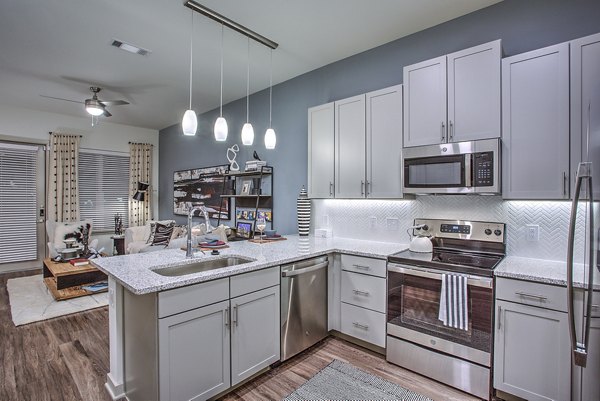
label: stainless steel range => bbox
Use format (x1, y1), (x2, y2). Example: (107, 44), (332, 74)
(386, 218), (505, 401)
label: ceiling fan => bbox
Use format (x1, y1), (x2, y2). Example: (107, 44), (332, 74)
(41, 86), (129, 117)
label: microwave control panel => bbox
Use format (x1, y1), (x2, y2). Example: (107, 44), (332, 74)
(473, 151), (494, 187)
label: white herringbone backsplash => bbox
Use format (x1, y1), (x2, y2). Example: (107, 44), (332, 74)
(312, 196), (589, 263)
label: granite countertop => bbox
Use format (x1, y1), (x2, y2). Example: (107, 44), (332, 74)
(92, 235), (407, 295)
(495, 256), (600, 290)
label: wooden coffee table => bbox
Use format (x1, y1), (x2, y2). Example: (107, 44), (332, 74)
(43, 258), (108, 301)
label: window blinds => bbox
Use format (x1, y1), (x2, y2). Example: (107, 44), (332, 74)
(0, 143), (39, 264)
(79, 152), (130, 233)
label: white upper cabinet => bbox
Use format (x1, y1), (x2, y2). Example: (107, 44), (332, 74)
(570, 32), (600, 200)
(502, 43), (570, 199)
(403, 55), (447, 147)
(447, 40), (501, 142)
(403, 40), (502, 147)
(308, 102), (335, 198)
(335, 94), (366, 198)
(366, 85), (403, 198)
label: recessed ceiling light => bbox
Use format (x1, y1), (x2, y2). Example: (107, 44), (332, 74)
(111, 39), (151, 56)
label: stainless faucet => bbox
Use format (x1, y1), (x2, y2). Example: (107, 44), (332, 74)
(186, 204), (215, 258)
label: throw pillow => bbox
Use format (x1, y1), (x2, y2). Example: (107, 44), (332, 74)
(146, 220), (176, 244)
(150, 222), (175, 246)
(53, 220), (93, 249)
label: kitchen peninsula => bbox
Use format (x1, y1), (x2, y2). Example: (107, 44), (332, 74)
(92, 235), (405, 401)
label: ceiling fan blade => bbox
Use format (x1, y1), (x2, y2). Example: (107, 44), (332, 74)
(100, 100), (129, 106)
(40, 94), (83, 104)
(103, 109), (112, 117)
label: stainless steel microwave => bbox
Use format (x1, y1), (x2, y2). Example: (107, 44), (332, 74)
(403, 138), (500, 194)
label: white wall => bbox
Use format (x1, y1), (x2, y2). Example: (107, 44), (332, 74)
(0, 104), (159, 257)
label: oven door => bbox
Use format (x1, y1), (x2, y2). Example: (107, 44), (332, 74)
(403, 154), (472, 194)
(387, 263), (493, 366)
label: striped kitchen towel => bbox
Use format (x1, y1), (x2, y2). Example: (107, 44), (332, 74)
(438, 273), (469, 331)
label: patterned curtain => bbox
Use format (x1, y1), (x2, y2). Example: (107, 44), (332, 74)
(47, 133), (80, 222)
(129, 142), (153, 226)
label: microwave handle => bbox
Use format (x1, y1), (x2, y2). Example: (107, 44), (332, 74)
(465, 154), (472, 187)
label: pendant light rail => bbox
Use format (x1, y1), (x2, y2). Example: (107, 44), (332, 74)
(184, 0), (279, 50)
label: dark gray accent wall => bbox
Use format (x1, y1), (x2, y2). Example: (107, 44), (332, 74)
(159, 0), (600, 234)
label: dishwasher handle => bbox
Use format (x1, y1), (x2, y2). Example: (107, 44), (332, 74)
(281, 261), (328, 277)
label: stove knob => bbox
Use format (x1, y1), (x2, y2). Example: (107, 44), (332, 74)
(485, 229), (492, 235)
(494, 229), (502, 236)
(422, 225), (429, 231)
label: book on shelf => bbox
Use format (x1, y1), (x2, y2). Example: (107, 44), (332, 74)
(69, 258), (89, 267)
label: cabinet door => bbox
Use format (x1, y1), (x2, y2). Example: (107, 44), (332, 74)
(308, 102), (335, 198)
(571, 32), (600, 200)
(231, 286), (280, 386)
(328, 253), (341, 331)
(366, 85), (404, 198)
(580, 318), (600, 401)
(502, 43), (570, 199)
(159, 300), (230, 401)
(493, 300), (570, 401)
(448, 40), (501, 142)
(335, 94), (366, 198)
(403, 55), (447, 147)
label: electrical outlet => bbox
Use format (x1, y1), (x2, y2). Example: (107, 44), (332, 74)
(526, 224), (539, 241)
(369, 216), (377, 229)
(386, 217), (399, 231)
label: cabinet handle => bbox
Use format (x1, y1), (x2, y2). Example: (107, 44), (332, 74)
(591, 305), (599, 310)
(352, 264), (370, 270)
(441, 122), (446, 142)
(224, 306), (229, 327)
(515, 291), (548, 301)
(449, 120), (454, 140)
(329, 182), (333, 196)
(497, 305), (502, 331)
(353, 289), (370, 296)
(361, 180), (365, 195)
(232, 304), (238, 326)
(353, 322), (369, 330)
(563, 172), (567, 197)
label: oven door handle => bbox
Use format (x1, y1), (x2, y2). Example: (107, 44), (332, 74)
(387, 264), (493, 289)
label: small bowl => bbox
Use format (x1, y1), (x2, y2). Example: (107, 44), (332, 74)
(264, 229), (276, 237)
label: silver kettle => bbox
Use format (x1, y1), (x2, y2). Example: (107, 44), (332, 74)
(407, 224), (433, 253)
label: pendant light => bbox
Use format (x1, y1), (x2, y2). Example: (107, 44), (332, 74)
(182, 11), (197, 136)
(241, 37), (254, 145)
(264, 49), (276, 149)
(214, 23), (228, 141)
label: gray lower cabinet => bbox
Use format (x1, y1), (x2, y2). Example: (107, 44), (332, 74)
(494, 299), (571, 401)
(230, 286), (280, 385)
(159, 300), (231, 401)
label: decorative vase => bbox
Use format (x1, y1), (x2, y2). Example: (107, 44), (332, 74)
(297, 186), (311, 236)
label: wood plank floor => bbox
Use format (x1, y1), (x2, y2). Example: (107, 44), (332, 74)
(219, 336), (480, 401)
(1, 269), (480, 401)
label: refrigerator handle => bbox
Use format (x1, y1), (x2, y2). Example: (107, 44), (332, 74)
(567, 163), (594, 368)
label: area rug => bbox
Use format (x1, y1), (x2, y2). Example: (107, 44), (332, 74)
(7, 274), (108, 326)
(283, 359), (433, 401)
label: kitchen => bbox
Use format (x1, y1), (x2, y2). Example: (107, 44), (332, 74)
(1, 1), (599, 401)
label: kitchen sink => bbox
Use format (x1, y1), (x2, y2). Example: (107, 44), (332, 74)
(153, 257), (255, 277)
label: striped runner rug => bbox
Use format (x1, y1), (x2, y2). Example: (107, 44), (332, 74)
(283, 359), (433, 401)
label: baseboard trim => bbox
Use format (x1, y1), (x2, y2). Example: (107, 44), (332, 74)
(105, 373), (125, 400)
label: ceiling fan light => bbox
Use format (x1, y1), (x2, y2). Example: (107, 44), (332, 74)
(241, 123), (254, 145)
(182, 109), (198, 136)
(264, 128), (276, 149)
(214, 116), (228, 141)
(85, 99), (105, 116)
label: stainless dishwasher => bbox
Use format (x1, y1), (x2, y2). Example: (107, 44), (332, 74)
(280, 256), (328, 361)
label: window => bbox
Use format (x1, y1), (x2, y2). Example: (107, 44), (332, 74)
(79, 151), (129, 232)
(0, 142), (40, 263)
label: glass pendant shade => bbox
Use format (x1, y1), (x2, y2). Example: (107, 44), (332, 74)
(241, 123), (254, 145)
(214, 116), (228, 141)
(264, 128), (276, 149)
(182, 109), (198, 136)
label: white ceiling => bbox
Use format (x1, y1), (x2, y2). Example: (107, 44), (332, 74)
(0, 0), (501, 130)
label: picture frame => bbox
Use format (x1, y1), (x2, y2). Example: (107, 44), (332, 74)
(240, 179), (252, 196)
(173, 164), (230, 220)
(235, 221), (253, 239)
